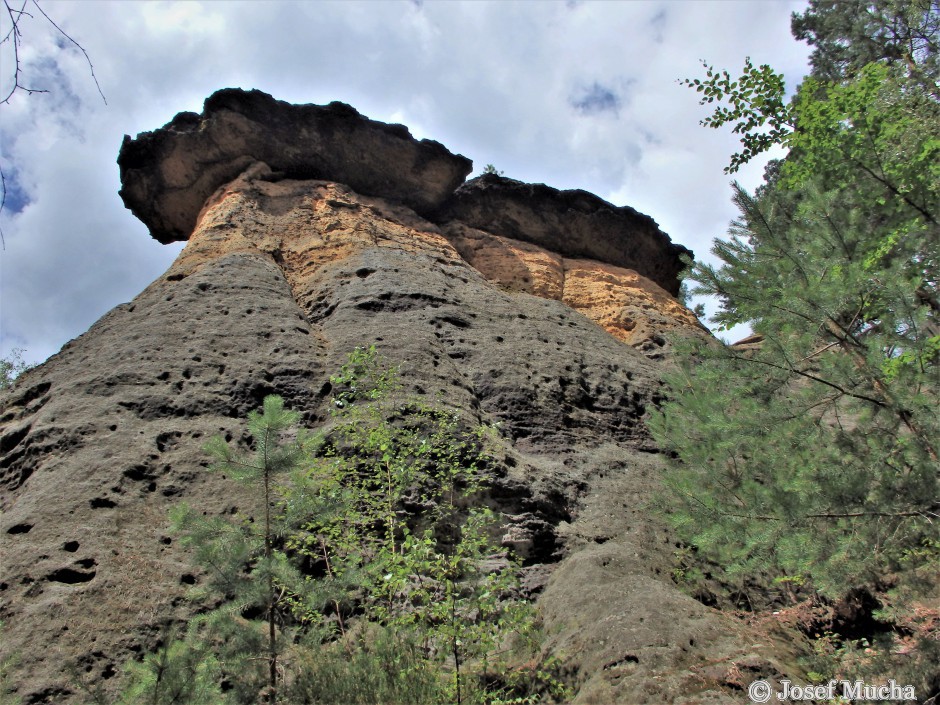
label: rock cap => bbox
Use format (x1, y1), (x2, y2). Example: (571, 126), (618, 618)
(438, 174), (691, 295)
(118, 88), (473, 243)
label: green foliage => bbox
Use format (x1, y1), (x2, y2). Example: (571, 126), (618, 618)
(657, 0), (939, 608)
(652, 179), (939, 595)
(122, 348), (563, 705)
(791, 0), (940, 96)
(678, 281), (707, 319)
(287, 625), (446, 704)
(663, 16), (940, 694)
(800, 629), (868, 684)
(670, 546), (706, 588)
(681, 58), (793, 174)
(289, 345), (544, 704)
(684, 0), (940, 193)
(0, 348), (31, 390)
(784, 62), (939, 230)
(115, 628), (224, 705)
(482, 164), (505, 176)
(164, 396), (314, 704)
(800, 621), (940, 699)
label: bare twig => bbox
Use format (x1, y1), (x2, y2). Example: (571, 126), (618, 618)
(0, 167), (6, 249)
(2, 0), (49, 104)
(0, 0), (107, 246)
(29, 0), (106, 105)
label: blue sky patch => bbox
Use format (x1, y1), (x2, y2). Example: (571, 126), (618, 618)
(1, 169), (30, 215)
(570, 83), (621, 115)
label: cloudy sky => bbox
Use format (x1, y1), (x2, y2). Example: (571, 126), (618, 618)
(0, 0), (811, 368)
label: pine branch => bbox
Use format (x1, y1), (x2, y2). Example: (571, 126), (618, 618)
(820, 317), (939, 461)
(726, 352), (887, 408)
(803, 509), (938, 520)
(689, 506), (936, 523)
(851, 156), (936, 224)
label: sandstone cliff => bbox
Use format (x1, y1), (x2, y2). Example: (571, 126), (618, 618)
(1, 90), (797, 704)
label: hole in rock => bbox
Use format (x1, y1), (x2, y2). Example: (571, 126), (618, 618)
(47, 567), (96, 584)
(123, 465), (152, 481)
(17, 382), (51, 406)
(156, 431), (182, 453)
(604, 654), (639, 670)
(1, 425), (31, 454)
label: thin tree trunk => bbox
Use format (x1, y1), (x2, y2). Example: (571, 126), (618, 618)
(264, 433), (277, 703)
(452, 584), (461, 705)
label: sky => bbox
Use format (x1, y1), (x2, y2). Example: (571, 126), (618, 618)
(0, 0), (811, 368)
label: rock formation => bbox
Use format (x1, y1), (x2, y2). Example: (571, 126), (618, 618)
(1, 90), (797, 704)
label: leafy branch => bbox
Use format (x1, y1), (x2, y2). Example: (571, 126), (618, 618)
(681, 57), (794, 173)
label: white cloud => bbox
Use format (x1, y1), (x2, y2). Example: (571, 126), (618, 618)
(0, 0), (811, 365)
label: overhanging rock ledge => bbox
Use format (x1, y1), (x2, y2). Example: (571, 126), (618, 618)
(118, 88), (474, 244)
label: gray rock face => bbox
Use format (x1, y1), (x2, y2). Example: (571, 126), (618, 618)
(438, 173), (692, 295)
(118, 88), (473, 244)
(1, 174), (795, 704)
(0, 252), (325, 704)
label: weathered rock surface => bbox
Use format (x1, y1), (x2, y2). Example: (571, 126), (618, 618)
(439, 174), (692, 296)
(444, 221), (706, 354)
(2, 96), (800, 704)
(0, 250), (325, 704)
(118, 88), (473, 244)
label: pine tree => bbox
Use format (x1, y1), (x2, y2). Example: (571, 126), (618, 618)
(656, 0), (939, 638)
(116, 628), (223, 705)
(791, 0), (939, 98)
(652, 176), (938, 593)
(170, 395), (313, 704)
